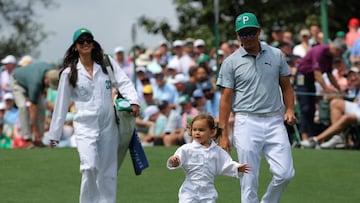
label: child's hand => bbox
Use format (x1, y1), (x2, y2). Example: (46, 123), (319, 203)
(170, 155), (180, 167)
(238, 163), (250, 173)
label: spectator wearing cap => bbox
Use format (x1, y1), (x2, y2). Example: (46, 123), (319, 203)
(335, 32), (352, 69)
(171, 73), (187, 96)
(152, 65), (178, 105)
(136, 53), (151, 69)
(296, 38), (347, 141)
(136, 84), (158, 138)
(346, 17), (360, 48)
(200, 80), (220, 118)
(3, 92), (18, 127)
(293, 29), (311, 58)
(278, 41), (301, 83)
(192, 88), (207, 113)
(179, 39), (197, 77)
(345, 67), (360, 100)
(270, 25), (284, 48)
(158, 40), (172, 65)
(1, 55), (17, 98)
(165, 59), (180, 84)
(134, 66), (149, 103)
(178, 94), (198, 129)
(194, 39), (206, 55)
(114, 46), (134, 81)
(168, 39), (192, 77)
(141, 105), (162, 146)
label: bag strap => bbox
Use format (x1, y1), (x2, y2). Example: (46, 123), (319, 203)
(102, 54), (122, 124)
(102, 54), (123, 98)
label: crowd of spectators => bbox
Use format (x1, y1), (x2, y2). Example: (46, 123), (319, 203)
(2, 17), (360, 150)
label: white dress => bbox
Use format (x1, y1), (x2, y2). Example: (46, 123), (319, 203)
(167, 140), (242, 203)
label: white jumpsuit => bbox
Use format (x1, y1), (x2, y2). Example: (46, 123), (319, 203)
(167, 140), (242, 203)
(49, 57), (139, 203)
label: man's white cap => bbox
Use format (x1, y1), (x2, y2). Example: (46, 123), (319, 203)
(136, 66), (147, 73)
(1, 55), (16, 64)
(194, 39), (205, 47)
(143, 105), (160, 121)
(172, 40), (183, 47)
(114, 46), (125, 54)
(158, 40), (168, 47)
(3, 92), (14, 100)
(172, 73), (187, 84)
(167, 59), (180, 70)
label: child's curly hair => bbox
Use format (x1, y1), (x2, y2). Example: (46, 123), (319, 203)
(188, 113), (222, 141)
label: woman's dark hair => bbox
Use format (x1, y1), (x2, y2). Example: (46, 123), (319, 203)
(189, 113), (222, 141)
(63, 38), (104, 88)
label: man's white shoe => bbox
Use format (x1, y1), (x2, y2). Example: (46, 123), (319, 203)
(300, 138), (320, 149)
(320, 135), (345, 149)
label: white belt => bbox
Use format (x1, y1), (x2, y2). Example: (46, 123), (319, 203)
(235, 110), (281, 117)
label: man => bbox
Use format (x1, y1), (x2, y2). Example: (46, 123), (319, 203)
(301, 67), (360, 149)
(270, 25), (284, 48)
(9, 61), (59, 148)
(217, 12), (296, 203)
(296, 38), (347, 141)
(113, 46), (134, 81)
(1, 55), (17, 98)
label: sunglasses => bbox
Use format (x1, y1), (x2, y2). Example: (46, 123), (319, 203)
(76, 38), (93, 45)
(237, 29), (258, 39)
(154, 73), (164, 79)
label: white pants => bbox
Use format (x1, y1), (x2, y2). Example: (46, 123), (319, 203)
(76, 130), (119, 203)
(233, 113), (295, 203)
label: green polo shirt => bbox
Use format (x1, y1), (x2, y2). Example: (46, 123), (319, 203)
(13, 62), (56, 104)
(216, 42), (290, 113)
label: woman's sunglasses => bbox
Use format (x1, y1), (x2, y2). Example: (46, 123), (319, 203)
(76, 38), (93, 45)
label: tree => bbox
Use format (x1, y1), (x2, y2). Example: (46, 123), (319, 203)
(138, 0), (360, 50)
(0, 0), (58, 59)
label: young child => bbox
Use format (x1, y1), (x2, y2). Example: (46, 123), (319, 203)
(167, 114), (250, 203)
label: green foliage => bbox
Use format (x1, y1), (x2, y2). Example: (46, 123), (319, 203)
(138, 0), (360, 48)
(0, 0), (58, 59)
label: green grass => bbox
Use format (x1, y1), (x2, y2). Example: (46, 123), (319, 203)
(1, 147), (360, 203)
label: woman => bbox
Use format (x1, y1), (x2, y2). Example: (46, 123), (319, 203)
(48, 28), (139, 203)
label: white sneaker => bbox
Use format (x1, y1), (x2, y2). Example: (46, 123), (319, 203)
(300, 138), (320, 149)
(320, 135), (345, 149)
